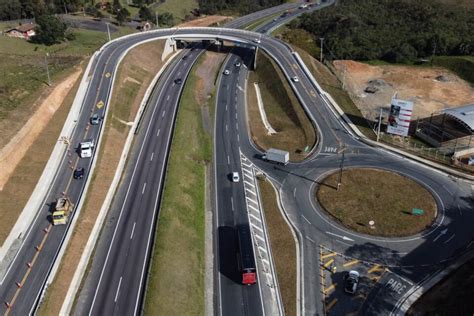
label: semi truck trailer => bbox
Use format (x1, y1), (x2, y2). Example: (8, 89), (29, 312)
(262, 148), (289, 165)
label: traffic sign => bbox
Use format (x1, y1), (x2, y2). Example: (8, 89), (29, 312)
(96, 100), (104, 109)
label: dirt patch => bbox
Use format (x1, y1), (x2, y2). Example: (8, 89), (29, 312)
(194, 51), (226, 104)
(316, 168), (437, 237)
(0, 67), (83, 191)
(37, 40), (167, 315)
(178, 15), (231, 27)
(333, 60), (474, 121)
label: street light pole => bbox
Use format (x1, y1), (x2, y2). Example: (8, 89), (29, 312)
(376, 108), (383, 142)
(319, 37), (324, 63)
(155, 12), (159, 28)
(106, 22), (111, 41)
(337, 151), (345, 191)
(45, 53), (51, 86)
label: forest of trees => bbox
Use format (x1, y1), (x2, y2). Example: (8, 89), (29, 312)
(198, 0), (285, 15)
(293, 0), (474, 63)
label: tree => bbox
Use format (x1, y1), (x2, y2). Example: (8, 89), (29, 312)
(138, 5), (153, 22)
(32, 14), (67, 45)
(116, 7), (130, 25)
(158, 12), (173, 27)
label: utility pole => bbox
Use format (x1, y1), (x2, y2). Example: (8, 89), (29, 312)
(45, 53), (51, 86)
(319, 37), (324, 63)
(106, 22), (111, 42)
(337, 146), (346, 191)
(376, 108), (383, 142)
(155, 12), (159, 28)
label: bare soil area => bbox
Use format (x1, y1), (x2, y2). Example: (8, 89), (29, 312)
(194, 50), (226, 104)
(0, 67), (83, 190)
(333, 60), (474, 121)
(178, 15), (231, 27)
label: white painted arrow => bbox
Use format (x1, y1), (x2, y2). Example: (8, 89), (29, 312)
(326, 231), (354, 242)
(433, 228), (448, 242)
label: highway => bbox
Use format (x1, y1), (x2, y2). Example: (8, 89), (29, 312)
(0, 0), (472, 315)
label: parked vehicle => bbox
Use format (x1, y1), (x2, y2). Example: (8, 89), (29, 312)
(237, 225), (257, 285)
(52, 197), (74, 225)
(262, 148), (289, 165)
(344, 270), (360, 294)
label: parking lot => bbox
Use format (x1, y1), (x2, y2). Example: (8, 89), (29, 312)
(319, 245), (388, 315)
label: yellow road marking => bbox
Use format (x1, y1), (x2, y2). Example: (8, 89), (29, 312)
(326, 298), (338, 311)
(324, 283), (337, 295)
(368, 264), (383, 274)
(323, 258), (334, 268)
(343, 259), (359, 267)
(321, 252), (337, 260)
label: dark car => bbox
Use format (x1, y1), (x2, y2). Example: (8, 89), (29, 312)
(90, 114), (100, 125)
(74, 167), (85, 179)
(344, 270), (360, 294)
(182, 55), (188, 60)
(175, 78), (183, 84)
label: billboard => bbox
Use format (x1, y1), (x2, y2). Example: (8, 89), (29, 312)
(387, 98), (414, 136)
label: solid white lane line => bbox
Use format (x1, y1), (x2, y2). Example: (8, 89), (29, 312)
(130, 222), (136, 239)
(142, 182), (147, 194)
(114, 277), (122, 302)
(150, 152), (154, 161)
(162, 110), (166, 117)
(301, 215), (311, 224)
(156, 129), (160, 137)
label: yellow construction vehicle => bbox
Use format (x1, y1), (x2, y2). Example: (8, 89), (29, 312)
(52, 197), (73, 225)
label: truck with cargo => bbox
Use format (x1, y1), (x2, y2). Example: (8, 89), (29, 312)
(262, 148), (289, 165)
(52, 197), (74, 225)
(79, 139), (94, 158)
(237, 225), (257, 285)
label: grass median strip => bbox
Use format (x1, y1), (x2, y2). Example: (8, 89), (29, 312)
(144, 50), (225, 315)
(37, 40), (166, 315)
(248, 51), (316, 161)
(316, 168), (437, 237)
(257, 177), (297, 316)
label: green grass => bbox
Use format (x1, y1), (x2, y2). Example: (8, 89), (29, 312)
(143, 54), (211, 315)
(316, 168), (437, 237)
(248, 51), (316, 160)
(432, 56), (474, 85)
(258, 178), (296, 316)
(154, 0), (199, 23)
(243, 12), (281, 30)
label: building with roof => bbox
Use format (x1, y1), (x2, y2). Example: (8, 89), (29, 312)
(415, 103), (474, 154)
(4, 23), (36, 39)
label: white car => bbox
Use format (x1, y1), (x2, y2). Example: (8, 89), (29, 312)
(253, 38), (261, 44)
(292, 76), (299, 82)
(344, 270), (360, 294)
(232, 172), (240, 183)
(223, 69), (230, 75)
(235, 62), (241, 67)
(468, 156), (474, 165)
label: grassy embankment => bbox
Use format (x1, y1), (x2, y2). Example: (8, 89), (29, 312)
(154, 0), (199, 22)
(316, 169), (437, 237)
(143, 52), (219, 315)
(248, 50), (316, 161)
(258, 178), (297, 316)
(0, 26), (133, 246)
(274, 26), (376, 138)
(37, 40), (166, 315)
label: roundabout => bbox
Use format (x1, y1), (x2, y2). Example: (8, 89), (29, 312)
(315, 168), (437, 237)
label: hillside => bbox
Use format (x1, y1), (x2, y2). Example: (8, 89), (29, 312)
(198, 0), (286, 14)
(294, 0), (474, 63)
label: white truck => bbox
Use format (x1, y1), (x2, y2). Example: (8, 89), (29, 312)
(262, 148), (289, 165)
(79, 140), (94, 158)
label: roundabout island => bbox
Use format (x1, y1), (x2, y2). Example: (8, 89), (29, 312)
(316, 168), (438, 237)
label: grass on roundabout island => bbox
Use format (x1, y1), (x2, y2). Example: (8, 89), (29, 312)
(316, 168), (437, 237)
